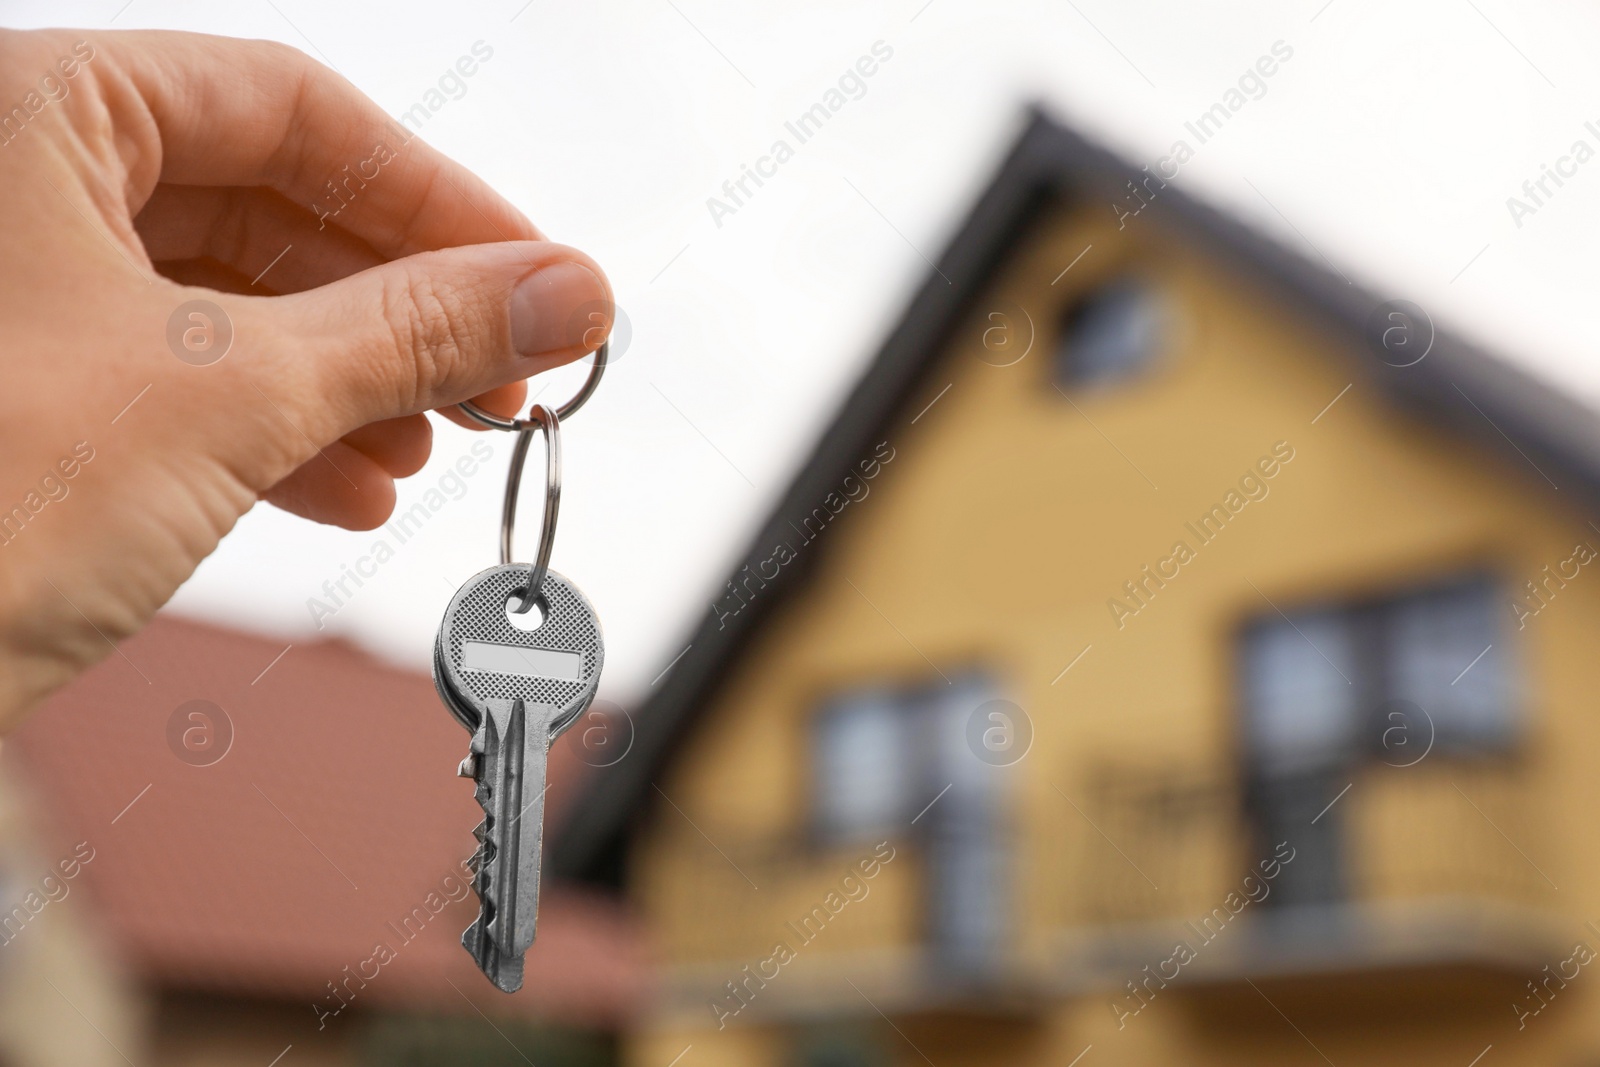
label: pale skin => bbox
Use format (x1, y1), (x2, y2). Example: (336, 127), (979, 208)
(0, 29), (614, 727)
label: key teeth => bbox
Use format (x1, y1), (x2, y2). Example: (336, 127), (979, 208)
(463, 722), (524, 991)
(465, 850), (522, 992)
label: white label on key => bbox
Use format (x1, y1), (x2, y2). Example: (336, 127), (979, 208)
(461, 642), (583, 681)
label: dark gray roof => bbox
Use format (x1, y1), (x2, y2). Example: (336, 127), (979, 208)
(549, 107), (1600, 885)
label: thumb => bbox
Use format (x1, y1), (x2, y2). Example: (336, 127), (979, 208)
(273, 240), (611, 433)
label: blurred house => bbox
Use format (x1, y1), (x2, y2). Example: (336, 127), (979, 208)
(553, 110), (1600, 1066)
(0, 616), (645, 1067)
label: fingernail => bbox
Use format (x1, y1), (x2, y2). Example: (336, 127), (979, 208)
(509, 261), (606, 357)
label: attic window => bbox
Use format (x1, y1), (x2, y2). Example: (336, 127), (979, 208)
(1054, 279), (1166, 388)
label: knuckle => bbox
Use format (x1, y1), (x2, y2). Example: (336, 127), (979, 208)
(254, 38), (316, 73)
(382, 268), (479, 402)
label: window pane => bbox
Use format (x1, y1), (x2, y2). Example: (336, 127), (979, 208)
(1054, 280), (1165, 388)
(814, 690), (910, 841)
(1241, 612), (1359, 773)
(922, 678), (1006, 972)
(1386, 578), (1513, 747)
(929, 676), (1006, 798)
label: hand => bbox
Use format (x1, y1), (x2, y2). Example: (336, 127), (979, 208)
(0, 28), (613, 726)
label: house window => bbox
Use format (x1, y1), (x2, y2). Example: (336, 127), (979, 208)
(1385, 578), (1511, 750)
(1240, 573), (1515, 770)
(811, 675), (1011, 971)
(1240, 610), (1361, 774)
(812, 681), (1011, 972)
(1054, 278), (1166, 388)
(1239, 573), (1515, 907)
(1240, 611), (1361, 907)
(812, 677), (1008, 843)
(813, 689), (913, 843)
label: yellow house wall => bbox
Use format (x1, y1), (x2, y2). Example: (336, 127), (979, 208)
(628, 196), (1600, 1066)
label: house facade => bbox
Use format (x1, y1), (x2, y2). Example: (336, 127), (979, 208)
(554, 112), (1600, 1066)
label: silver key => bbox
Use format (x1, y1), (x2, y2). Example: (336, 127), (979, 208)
(434, 563), (604, 992)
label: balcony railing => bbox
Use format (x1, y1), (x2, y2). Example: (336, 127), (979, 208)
(645, 757), (1560, 1011)
(644, 831), (920, 966)
(1037, 758), (1555, 933)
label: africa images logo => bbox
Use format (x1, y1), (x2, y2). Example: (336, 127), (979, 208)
(166, 699), (234, 767)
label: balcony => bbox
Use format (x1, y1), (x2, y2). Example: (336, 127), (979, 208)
(643, 760), (1565, 1023)
(642, 825), (1052, 1023)
(1038, 758), (1567, 995)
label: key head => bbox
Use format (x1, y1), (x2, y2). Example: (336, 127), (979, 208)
(434, 565), (604, 736)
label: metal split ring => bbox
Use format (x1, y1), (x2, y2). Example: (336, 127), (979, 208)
(461, 340), (607, 614)
(457, 339), (608, 430)
(500, 404), (560, 615)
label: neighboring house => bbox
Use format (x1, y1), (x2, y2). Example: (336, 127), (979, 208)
(0, 616), (645, 1067)
(552, 109), (1600, 1066)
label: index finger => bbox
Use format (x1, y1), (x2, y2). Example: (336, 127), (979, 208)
(97, 29), (539, 258)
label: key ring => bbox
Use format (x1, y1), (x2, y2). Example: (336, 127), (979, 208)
(501, 404), (560, 615)
(467, 340), (607, 614)
(458, 340), (608, 430)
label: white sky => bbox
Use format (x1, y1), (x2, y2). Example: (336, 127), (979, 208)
(6, 0), (1600, 704)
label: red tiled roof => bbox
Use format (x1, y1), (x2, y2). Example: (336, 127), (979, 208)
(4, 614), (648, 1026)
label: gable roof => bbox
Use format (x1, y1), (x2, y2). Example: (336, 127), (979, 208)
(550, 106), (1600, 886)
(7, 615), (646, 1024)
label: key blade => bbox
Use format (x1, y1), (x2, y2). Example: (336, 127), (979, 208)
(462, 915), (523, 993)
(462, 852), (520, 994)
(505, 703), (556, 953)
(462, 698), (555, 992)
(461, 707), (523, 992)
